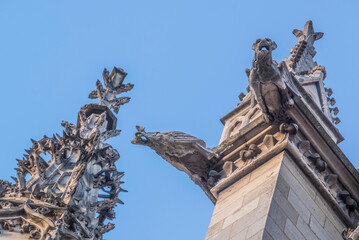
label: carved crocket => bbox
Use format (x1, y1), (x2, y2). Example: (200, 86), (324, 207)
(131, 126), (219, 188)
(246, 38), (294, 122)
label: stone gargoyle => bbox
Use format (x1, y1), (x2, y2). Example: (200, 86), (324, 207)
(245, 38), (294, 122)
(131, 126), (219, 189)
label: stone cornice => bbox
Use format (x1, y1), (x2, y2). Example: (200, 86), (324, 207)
(288, 100), (359, 200)
(211, 126), (359, 227)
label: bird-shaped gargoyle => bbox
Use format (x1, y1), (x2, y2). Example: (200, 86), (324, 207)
(89, 67), (134, 113)
(131, 126), (219, 188)
(245, 38), (294, 122)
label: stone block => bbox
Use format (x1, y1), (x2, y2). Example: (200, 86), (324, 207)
(282, 156), (316, 200)
(272, 186), (299, 225)
(230, 200), (270, 237)
(315, 192), (345, 232)
(309, 215), (333, 240)
(265, 216), (290, 240)
(268, 198), (287, 230)
(296, 216), (319, 240)
(247, 230), (263, 240)
(223, 196), (260, 228)
(209, 196), (244, 227)
(246, 215), (267, 239)
(242, 174), (277, 206)
(262, 230), (274, 240)
(280, 163), (326, 226)
(217, 173), (251, 201)
(284, 218), (305, 240)
(249, 152), (283, 182)
(206, 220), (224, 239)
(324, 217), (343, 240)
(230, 229), (247, 240)
(276, 174), (290, 198)
(287, 189), (311, 224)
(206, 225), (231, 240)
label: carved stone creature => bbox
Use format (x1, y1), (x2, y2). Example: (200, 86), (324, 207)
(338, 191), (358, 212)
(131, 126), (219, 187)
(246, 38), (294, 122)
(207, 170), (222, 187)
(239, 144), (261, 162)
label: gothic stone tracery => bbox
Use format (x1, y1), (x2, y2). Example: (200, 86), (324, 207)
(0, 67), (132, 240)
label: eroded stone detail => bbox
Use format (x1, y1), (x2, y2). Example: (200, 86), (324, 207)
(239, 144), (261, 162)
(131, 126), (219, 190)
(245, 38), (294, 122)
(0, 67), (132, 239)
(343, 226), (359, 240)
(293, 133), (359, 226)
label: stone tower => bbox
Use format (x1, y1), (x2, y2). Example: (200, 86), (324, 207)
(132, 21), (359, 240)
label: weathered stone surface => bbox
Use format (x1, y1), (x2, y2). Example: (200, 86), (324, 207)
(131, 126), (219, 202)
(265, 153), (346, 240)
(205, 152), (284, 240)
(245, 38), (294, 123)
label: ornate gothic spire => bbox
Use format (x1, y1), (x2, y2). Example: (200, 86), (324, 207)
(0, 67), (132, 240)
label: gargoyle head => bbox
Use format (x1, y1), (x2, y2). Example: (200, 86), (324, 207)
(252, 38), (277, 64)
(131, 126), (163, 148)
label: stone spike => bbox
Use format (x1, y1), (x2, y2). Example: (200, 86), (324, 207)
(103, 68), (109, 81)
(238, 92), (246, 101)
(325, 87), (333, 96)
(56, 133), (62, 140)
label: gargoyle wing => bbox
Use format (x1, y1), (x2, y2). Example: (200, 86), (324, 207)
(161, 131), (206, 147)
(278, 61), (300, 97)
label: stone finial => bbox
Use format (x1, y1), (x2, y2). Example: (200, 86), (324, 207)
(89, 67), (134, 113)
(289, 21), (323, 73)
(293, 20), (323, 51)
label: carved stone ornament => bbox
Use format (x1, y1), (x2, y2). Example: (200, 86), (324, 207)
(0, 67), (132, 239)
(343, 225), (359, 240)
(245, 38), (295, 123)
(131, 126), (219, 191)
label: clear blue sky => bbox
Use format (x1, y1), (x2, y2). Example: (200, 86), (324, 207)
(1, 1), (359, 239)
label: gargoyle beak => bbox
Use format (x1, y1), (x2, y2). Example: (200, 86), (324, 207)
(131, 132), (149, 145)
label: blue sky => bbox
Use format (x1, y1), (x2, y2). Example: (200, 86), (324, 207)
(1, 1), (359, 239)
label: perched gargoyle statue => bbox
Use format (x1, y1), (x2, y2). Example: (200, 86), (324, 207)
(245, 38), (294, 122)
(131, 126), (219, 192)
